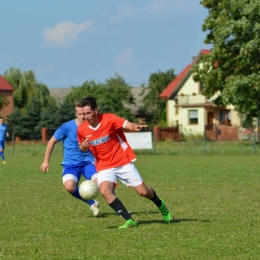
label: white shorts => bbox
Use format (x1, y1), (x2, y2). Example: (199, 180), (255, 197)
(97, 163), (143, 187)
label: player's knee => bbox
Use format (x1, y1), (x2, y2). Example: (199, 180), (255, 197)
(98, 186), (108, 196)
(63, 181), (76, 193)
(136, 187), (149, 197)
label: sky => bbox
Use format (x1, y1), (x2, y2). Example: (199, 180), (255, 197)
(0, 0), (210, 89)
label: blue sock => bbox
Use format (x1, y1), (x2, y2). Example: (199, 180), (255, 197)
(0, 151), (4, 161)
(71, 187), (95, 206)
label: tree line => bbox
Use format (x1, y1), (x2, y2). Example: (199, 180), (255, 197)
(2, 68), (176, 140)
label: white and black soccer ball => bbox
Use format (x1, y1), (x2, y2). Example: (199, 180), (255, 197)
(79, 180), (99, 200)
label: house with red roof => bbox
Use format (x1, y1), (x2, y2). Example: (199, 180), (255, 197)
(159, 49), (242, 140)
(0, 76), (14, 118)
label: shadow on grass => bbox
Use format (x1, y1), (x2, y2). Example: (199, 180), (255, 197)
(106, 213), (210, 228)
(172, 218), (210, 223)
(100, 210), (160, 218)
(138, 218), (210, 225)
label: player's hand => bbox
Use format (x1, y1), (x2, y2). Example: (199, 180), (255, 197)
(80, 138), (90, 151)
(132, 124), (148, 131)
(40, 162), (49, 174)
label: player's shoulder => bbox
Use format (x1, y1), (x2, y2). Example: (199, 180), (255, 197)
(59, 120), (76, 131)
(78, 120), (89, 132)
(63, 119), (76, 127)
(101, 113), (121, 120)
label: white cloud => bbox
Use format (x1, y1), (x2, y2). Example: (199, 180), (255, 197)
(114, 48), (135, 66)
(113, 48), (142, 83)
(42, 20), (94, 47)
(111, 0), (199, 22)
(4, 54), (24, 64)
(147, 0), (198, 15)
(35, 63), (57, 76)
(111, 3), (135, 22)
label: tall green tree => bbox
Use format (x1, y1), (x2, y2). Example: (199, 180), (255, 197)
(66, 75), (135, 121)
(22, 96), (42, 139)
(38, 97), (60, 136)
(66, 81), (101, 105)
(6, 108), (24, 136)
(139, 69), (176, 126)
(193, 0), (260, 123)
(57, 97), (76, 124)
(4, 68), (50, 111)
(0, 95), (9, 114)
(101, 74), (135, 120)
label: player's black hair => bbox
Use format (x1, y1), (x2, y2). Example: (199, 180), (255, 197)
(79, 97), (97, 110)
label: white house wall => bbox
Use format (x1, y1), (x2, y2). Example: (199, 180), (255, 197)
(164, 61), (242, 132)
(179, 107), (206, 134)
(178, 74), (198, 95)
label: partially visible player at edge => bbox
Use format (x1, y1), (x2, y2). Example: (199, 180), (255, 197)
(40, 101), (100, 216)
(0, 117), (9, 164)
(77, 97), (172, 228)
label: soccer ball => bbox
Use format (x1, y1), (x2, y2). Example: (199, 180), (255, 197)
(79, 180), (99, 200)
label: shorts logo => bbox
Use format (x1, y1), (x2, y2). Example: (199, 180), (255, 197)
(89, 135), (110, 146)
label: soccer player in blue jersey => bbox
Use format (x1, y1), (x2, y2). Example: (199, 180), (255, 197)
(0, 117), (9, 164)
(40, 101), (100, 216)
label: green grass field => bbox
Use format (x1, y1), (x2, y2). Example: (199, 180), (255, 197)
(1, 143), (260, 259)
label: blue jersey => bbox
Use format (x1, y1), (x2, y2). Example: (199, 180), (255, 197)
(0, 124), (8, 141)
(54, 119), (94, 165)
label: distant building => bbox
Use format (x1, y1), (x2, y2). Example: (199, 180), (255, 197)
(0, 76), (15, 119)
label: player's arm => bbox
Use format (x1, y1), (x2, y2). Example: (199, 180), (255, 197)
(40, 136), (58, 174)
(78, 138), (90, 152)
(77, 128), (90, 152)
(124, 121), (148, 132)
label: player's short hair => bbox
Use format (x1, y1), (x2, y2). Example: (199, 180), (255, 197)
(74, 101), (81, 108)
(79, 97), (97, 110)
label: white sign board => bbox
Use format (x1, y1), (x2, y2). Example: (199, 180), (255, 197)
(124, 132), (152, 149)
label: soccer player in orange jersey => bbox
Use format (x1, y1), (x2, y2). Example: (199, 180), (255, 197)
(77, 97), (171, 228)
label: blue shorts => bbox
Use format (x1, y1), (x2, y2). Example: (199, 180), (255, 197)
(62, 162), (97, 184)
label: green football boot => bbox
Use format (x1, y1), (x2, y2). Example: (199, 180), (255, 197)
(158, 199), (172, 222)
(118, 219), (138, 229)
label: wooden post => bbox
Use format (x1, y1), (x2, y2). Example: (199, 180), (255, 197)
(41, 128), (48, 143)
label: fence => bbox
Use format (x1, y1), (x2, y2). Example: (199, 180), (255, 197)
(6, 125), (260, 156)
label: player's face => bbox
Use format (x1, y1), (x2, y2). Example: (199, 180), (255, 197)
(81, 106), (98, 126)
(75, 107), (85, 123)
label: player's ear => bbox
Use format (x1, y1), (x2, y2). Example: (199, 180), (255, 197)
(95, 108), (98, 114)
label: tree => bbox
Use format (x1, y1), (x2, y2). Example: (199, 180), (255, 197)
(6, 108), (24, 136)
(66, 75), (136, 121)
(57, 97), (76, 125)
(66, 81), (99, 105)
(22, 96), (42, 140)
(0, 95), (9, 113)
(101, 74), (135, 121)
(3, 68), (50, 111)
(139, 69), (176, 126)
(193, 0), (260, 123)
(37, 97), (60, 137)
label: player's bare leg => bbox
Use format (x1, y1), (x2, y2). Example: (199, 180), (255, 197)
(99, 181), (138, 228)
(63, 179), (100, 216)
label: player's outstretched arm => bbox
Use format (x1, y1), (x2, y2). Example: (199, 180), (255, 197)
(125, 121), (148, 132)
(40, 136), (58, 174)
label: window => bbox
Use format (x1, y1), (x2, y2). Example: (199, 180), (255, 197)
(199, 82), (204, 93)
(220, 110), (231, 125)
(189, 110), (198, 124)
(175, 100), (178, 115)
